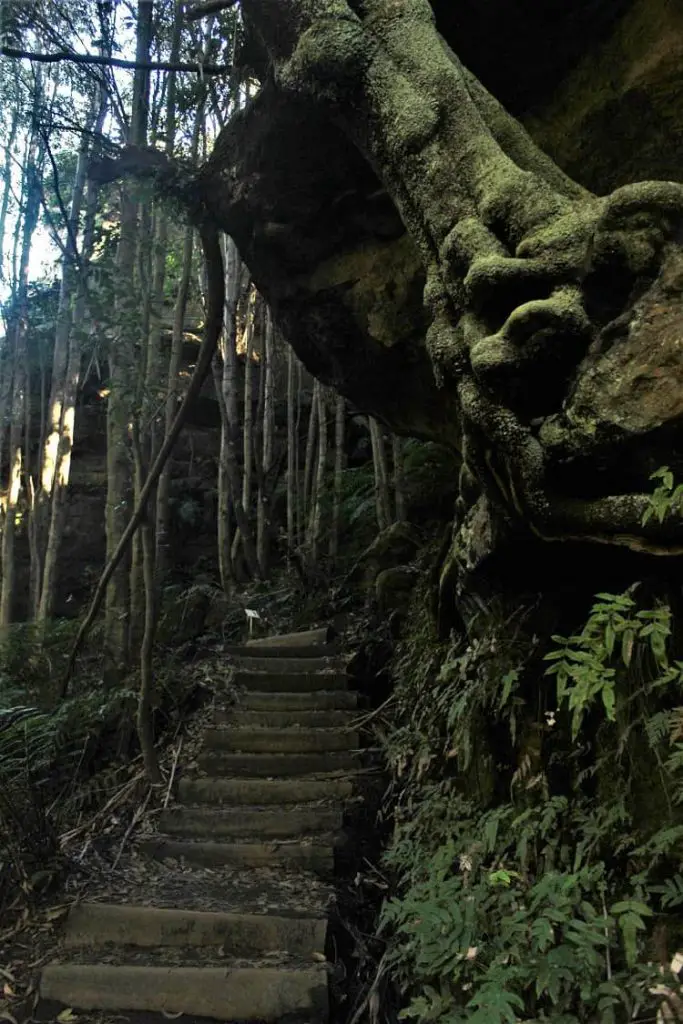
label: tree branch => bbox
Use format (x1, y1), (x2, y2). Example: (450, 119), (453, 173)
(1, 45), (231, 75)
(185, 0), (238, 21)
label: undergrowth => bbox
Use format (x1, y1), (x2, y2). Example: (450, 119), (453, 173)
(377, 580), (683, 1023)
(0, 612), (211, 915)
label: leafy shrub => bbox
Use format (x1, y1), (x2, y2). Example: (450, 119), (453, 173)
(377, 584), (683, 1024)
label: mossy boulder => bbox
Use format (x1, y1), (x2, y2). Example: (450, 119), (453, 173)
(375, 566), (418, 617)
(351, 521), (422, 591)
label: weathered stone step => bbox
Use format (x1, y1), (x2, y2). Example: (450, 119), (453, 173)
(179, 776), (353, 806)
(203, 726), (360, 754)
(62, 902), (326, 956)
(197, 749), (371, 777)
(226, 643), (339, 659)
(246, 626), (335, 648)
(160, 804), (343, 838)
(233, 656), (345, 674)
(240, 690), (358, 711)
(235, 670), (348, 692)
(218, 707), (358, 728)
(41, 962), (328, 1021)
(138, 836), (336, 873)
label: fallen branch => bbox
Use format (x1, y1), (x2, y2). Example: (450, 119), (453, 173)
(164, 738), (183, 809)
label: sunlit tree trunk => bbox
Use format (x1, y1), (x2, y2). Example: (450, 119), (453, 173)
(36, 85), (107, 626)
(0, 104), (19, 280)
(38, 160), (102, 624)
(0, 115), (43, 628)
(369, 417), (392, 531)
(329, 393), (345, 560)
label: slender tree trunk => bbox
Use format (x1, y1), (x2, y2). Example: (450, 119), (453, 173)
(256, 306), (274, 575)
(215, 235), (240, 590)
(302, 381), (318, 533)
(37, 86), (107, 626)
(286, 343), (296, 555)
(231, 289), (256, 566)
(307, 382), (327, 568)
(295, 361), (303, 547)
(329, 393), (345, 560)
(104, 0), (152, 688)
(155, 43), (205, 585)
(0, 106), (19, 280)
(1, 109), (44, 629)
(130, 197), (155, 654)
(392, 434), (406, 521)
(38, 161), (102, 623)
(369, 417), (392, 531)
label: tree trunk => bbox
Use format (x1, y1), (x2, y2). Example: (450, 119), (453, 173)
(369, 417), (392, 531)
(231, 289), (256, 567)
(329, 392), (345, 560)
(256, 306), (275, 576)
(392, 435), (406, 522)
(0, 104), (19, 278)
(306, 381), (327, 568)
(37, 84), (108, 626)
(0, 105), (44, 629)
(103, 0), (152, 688)
(215, 236), (239, 590)
(302, 379), (318, 534)
(286, 344), (296, 556)
(155, 35), (205, 586)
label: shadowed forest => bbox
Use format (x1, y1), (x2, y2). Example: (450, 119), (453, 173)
(1, 1), (683, 1022)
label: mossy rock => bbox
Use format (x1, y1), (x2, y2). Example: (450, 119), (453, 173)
(375, 566), (418, 616)
(351, 521), (421, 590)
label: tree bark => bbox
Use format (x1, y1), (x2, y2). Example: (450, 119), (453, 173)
(369, 416), (392, 532)
(257, 305), (275, 576)
(103, 0), (153, 688)
(392, 435), (406, 522)
(37, 86), (108, 626)
(306, 381), (327, 568)
(329, 392), (345, 560)
(0, 102), (44, 629)
(286, 343), (296, 557)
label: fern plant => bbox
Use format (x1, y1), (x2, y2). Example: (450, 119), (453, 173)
(376, 580), (683, 1024)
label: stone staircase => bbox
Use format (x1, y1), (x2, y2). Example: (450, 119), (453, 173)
(40, 634), (370, 1022)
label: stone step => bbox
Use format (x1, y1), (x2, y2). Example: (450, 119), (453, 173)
(62, 902), (326, 957)
(240, 690), (358, 711)
(233, 656), (345, 674)
(246, 626), (335, 648)
(225, 643), (339, 659)
(197, 749), (371, 777)
(203, 726), (360, 754)
(235, 670), (348, 692)
(41, 962), (328, 1022)
(138, 836), (336, 873)
(160, 804), (343, 839)
(179, 776), (353, 806)
(218, 707), (358, 728)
